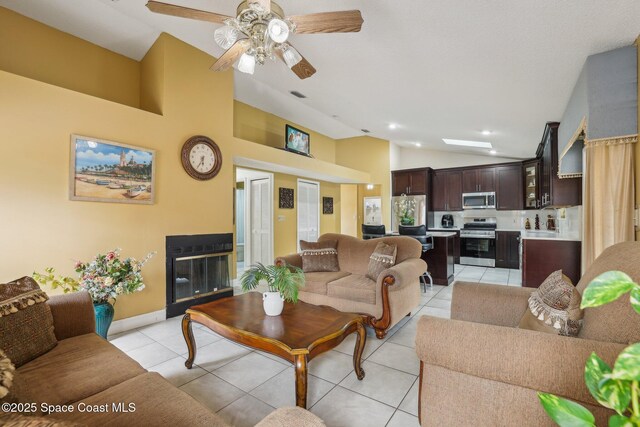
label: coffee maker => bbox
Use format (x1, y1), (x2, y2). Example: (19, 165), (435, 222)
(441, 214), (454, 228)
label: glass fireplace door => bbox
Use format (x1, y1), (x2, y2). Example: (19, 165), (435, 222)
(174, 253), (231, 302)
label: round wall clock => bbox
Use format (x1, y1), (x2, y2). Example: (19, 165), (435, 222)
(181, 135), (222, 181)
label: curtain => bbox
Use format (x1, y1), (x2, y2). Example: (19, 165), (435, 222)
(583, 135), (637, 271)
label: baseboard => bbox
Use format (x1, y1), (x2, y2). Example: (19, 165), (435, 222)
(108, 309), (166, 336)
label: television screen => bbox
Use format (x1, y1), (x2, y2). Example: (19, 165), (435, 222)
(285, 125), (310, 156)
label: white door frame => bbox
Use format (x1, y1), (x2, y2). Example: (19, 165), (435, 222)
(297, 178), (320, 251)
(241, 170), (274, 269)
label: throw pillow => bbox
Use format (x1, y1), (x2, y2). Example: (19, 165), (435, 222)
(300, 240), (339, 272)
(0, 349), (14, 400)
(0, 277), (57, 367)
(518, 270), (583, 336)
(366, 241), (398, 281)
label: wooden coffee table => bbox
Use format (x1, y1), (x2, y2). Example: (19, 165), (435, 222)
(182, 292), (366, 408)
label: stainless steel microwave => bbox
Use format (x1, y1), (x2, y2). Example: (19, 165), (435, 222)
(462, 192), (496, 210)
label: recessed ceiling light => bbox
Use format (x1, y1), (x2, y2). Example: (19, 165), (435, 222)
(489, 149), (497, 155)
(414, 142), (421, 147)
(388, 123), (397, 130)
(443, 139), (493, 149)
(481, 130), (492, 136)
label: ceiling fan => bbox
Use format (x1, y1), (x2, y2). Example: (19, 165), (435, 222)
(146, 0), (364, 79)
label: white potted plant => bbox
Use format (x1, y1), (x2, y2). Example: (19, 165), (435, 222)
(240, 263), (305, 316)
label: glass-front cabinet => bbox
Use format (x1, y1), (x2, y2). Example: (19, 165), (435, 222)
(523, 160), (540, 209)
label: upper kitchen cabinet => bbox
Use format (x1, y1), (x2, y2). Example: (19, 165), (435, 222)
(523, 159), (541, 209)
(496, 164), (524, 210)
(462, 168), (495, 193)
(432, 170), (463, 211)
(537, 122), (582, 207)
(392, 168), (429, 196)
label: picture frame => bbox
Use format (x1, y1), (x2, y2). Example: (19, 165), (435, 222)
(69, 134), (156, 205)
(285, 124), (310, 157)
(364, 197), (382, 225)
(322, 197), (334, 215)
(279, 187), (294, 209)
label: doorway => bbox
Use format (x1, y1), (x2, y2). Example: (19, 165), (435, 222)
(297, 179), (320, 251)
(235, 168), (274, 275)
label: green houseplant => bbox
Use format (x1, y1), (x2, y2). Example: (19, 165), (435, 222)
(34, 249), (154, 338)
(538, 271), (640, 426)
(240, 263), (305, 316)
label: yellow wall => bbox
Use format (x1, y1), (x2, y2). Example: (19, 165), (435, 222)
(234, 101), (337, 163)
(636, 37), (640, 241)
(0, 7), (141, 109)
(0, 33), (235, 321)
(340, 184), (358, 237)
(336, 136), (391, 234)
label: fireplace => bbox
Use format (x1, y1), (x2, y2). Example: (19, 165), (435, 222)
(166, 233), (233, 318)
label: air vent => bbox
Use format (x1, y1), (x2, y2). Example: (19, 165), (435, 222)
(290, 91), (307, 99)
(361, 129), (371, 133)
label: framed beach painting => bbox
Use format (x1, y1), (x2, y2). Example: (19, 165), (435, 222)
(69, 135), (156, 205)
(364, 197), (382, 225)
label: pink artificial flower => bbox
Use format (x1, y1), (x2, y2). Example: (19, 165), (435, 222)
(74, 261), (84, 270)
(106, 252), (116, 261)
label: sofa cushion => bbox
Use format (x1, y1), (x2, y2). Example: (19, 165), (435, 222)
(0, 349), (14, 401)
(519, 270), (583, 337)
(300, 240), (339, 272)
(303, 271), (350, 295)
(0, 414), (83, 426)
(327, 274), (376, 305)
(17, 333), (145, 406)
(47, 372), (228, 427)
(0, 277), (57, 367)
(366, 241), (397, 281)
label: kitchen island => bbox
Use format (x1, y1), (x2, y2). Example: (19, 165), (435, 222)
(521, 231), (582, 287)
(423, 232), (456, 286)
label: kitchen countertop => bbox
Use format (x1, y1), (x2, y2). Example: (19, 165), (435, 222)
(520, 231), (581, 241)
(426, 231), (457, 238)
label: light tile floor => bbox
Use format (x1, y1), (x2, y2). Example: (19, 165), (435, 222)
(109, 264), (520, 427)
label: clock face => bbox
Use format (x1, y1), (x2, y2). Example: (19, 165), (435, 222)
(181, 136), (222, 181)
(189, 143), (216, 173)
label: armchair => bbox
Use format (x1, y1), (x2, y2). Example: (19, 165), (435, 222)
(416, 241), (640, 426)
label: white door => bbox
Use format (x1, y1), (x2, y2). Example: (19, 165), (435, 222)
(297, 180), (320, 250)
(250, 178), (271, 265)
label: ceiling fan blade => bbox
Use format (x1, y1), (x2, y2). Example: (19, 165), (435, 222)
(248, 0), (270, 14)
(210, 40), (250, 72)
(146, 1), (232, 24)
(287, 10), (363, 34)
(275, 44), (316, 80)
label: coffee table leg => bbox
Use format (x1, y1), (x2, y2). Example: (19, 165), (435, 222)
(294, 354), (308, 408)
(354, 321), (366, 380)
(182, 314), (196, 369)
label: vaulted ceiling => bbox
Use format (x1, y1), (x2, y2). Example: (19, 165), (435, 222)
(2, 0), (639, 158)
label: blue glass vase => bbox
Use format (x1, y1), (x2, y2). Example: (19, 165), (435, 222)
(94, 302), (115, 339)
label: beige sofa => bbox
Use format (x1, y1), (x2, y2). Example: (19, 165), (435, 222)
(415, 241), (640, 426)
(277, 233), (427, 338)
(3, 291), (323, 427)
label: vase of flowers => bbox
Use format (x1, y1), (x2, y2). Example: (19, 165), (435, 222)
(240, 263), (305, 316)
(34, 249), (155, 338)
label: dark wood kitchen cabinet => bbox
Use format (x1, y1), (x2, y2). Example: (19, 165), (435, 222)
(522, 238), (581, 287)
(496, 164), (524, 210)
(496, 231), (520, 269)
(422, 234), (455, 286)
(432, 170), (462, 211)
(392, 168), (428, 196)
(462, 168), (495, 193)
(537, 122), (582, 208)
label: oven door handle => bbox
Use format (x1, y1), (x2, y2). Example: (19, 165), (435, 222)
(460, 235), (496, 239)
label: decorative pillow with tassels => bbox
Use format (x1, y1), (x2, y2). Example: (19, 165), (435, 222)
(518, 270), (583, 337)
(0, 277), (57, 367)
(300, 240), (340, 272)
(366, 241), (398, 281)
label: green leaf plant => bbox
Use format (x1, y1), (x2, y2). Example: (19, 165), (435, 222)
(240, 262), (305, 303)
(538, 271), (640, 426)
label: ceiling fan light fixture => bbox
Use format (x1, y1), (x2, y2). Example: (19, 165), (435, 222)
(282, 45), (302, 68)
(268, 19), (290, 43)
(214, 25), (240, 50)
(238, 53), (256, 74)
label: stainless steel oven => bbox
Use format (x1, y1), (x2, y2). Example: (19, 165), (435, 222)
(459, 218), (496, 267)
(462, 192), (496, 210)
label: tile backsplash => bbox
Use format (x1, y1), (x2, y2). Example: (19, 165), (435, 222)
(434, 206), (582, 237)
